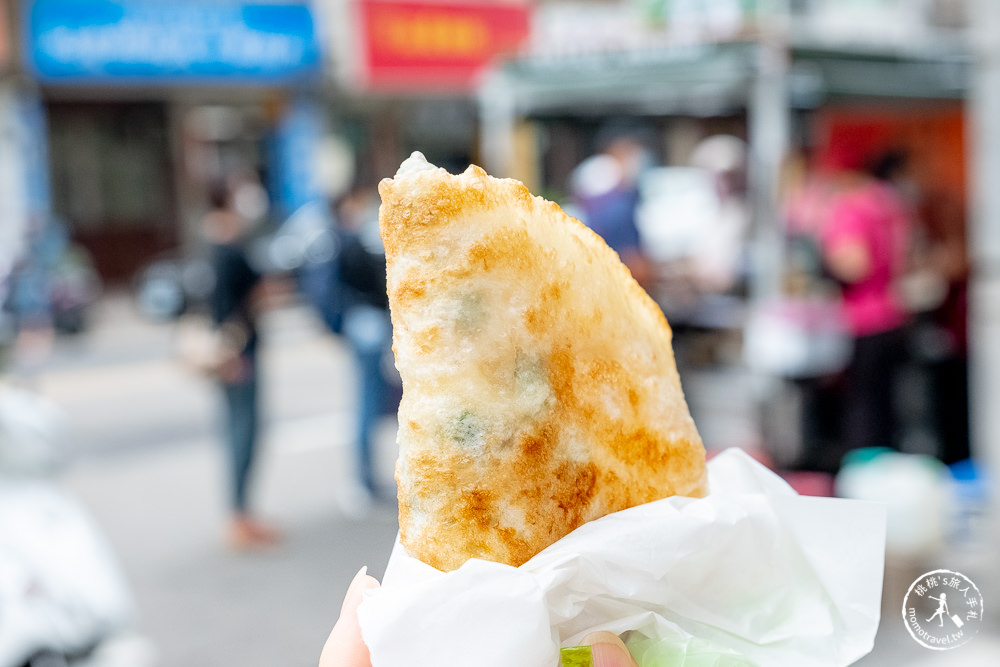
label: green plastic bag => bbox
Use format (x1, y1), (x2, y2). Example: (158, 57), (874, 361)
(626, 633), (758, 667)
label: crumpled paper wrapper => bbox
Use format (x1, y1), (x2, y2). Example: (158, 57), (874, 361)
(358, 449), (886, 667)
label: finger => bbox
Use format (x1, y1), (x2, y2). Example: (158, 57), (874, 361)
(319, 566), (380, 667)
(580, 631), (638, 667)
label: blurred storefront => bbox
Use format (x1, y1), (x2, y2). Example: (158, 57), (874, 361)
(476, 0), (972, 466)
(13, 0), (322, 284)
(479, 0), (968, 231)
(316, 0), (531, 185)
(7, 0), (534, 284)
(478, 0), (968, 306)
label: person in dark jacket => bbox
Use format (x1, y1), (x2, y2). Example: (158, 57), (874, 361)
(204, 177), (279, 549)
(333, 186), (397, 511)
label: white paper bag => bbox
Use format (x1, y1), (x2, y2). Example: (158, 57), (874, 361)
(358, 449), (886, 667)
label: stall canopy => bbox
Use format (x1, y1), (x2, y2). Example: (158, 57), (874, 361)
(480, 40), (968, 121)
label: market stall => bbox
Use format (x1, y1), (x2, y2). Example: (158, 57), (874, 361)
(477, 20), (970, 467)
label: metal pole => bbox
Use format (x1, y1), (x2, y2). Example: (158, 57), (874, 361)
(477, 69), (516, 178)
(967, 0), (1000, 481)
(748, 1), (790, 305)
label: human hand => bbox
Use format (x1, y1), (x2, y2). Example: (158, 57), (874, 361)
(566, 632), (639, 667)
(318, 567), (638, 667)
(216, 355), (248, 384)
(319, 567), (380, 667)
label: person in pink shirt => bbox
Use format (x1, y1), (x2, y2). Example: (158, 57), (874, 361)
(822, 150), (912, 455)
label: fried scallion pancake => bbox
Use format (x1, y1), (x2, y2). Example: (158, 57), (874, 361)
(380, 152), (707, 572)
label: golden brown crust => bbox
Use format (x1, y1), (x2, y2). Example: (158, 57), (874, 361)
(380, 154), (707, 572)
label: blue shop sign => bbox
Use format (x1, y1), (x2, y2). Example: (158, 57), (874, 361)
(271, 96), (325, 216)
(24, 0), (321, 82)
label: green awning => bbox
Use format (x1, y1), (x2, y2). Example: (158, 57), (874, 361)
(489, 40), (968, 117)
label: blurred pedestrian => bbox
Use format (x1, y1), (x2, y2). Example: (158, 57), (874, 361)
(332, 186), (397, 512)
(820, 148), (913, 457)
(571, 128), (654, 289)
(203, 176), (278, 549)
(913, 187), (970, 465)
(688, 134), (750, 294)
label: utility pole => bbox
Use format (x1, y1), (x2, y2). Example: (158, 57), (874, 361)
(478, 68), (517, 178)
(748, 0), (790, 306)
(968, 0), (1000, 488)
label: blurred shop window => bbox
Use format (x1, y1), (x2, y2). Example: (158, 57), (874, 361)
(49, 103), (171, 228)
(47, 103), (175, 282)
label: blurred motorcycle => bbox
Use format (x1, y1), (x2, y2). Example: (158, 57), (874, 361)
(2, 217), (101, 338)
(133, 253), (215, 322)
(0, 384), (153, 667)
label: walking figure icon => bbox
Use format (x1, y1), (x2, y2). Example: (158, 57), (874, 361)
(926, 593), (950, 627)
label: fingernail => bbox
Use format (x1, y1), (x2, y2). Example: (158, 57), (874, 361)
(341, 566), (371, 614)
(349, 566), (380, 594)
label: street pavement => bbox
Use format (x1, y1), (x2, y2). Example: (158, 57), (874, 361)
(8, 293), (1000, 666)
(9, 294), (400, 667)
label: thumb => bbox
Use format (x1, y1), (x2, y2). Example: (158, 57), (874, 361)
(580, 631), (638, 667)
(319, 566), (380, 667)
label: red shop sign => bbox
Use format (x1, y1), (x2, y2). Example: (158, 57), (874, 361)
(358, 0), (531, 91)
